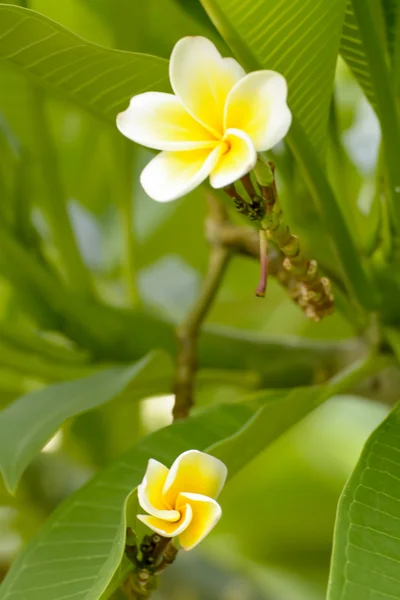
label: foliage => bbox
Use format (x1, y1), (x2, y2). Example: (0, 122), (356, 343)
(0, 0), (400, 599)
(328, 401), (400, 599)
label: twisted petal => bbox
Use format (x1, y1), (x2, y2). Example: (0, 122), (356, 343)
(137, 503), (193, 537)
(137, 459), (180, 521)
(210, 128), (257, 189)
(116, 92), (217, 151)
(163, 450), (227, 507)
(224, 71), (292, 152)
(176, 492), (222, 550)
(170, 36), (245, 137)
(140, 144), (225, 202)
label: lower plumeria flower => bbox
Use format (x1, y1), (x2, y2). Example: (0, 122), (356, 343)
(117, 36), (292, 202)
(137, 450), (227, 550)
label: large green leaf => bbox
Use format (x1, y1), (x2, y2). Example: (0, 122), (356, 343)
(382, 0), (398, 60)
(340, 1), (376, 109)
(328, 401), (400, 599)
(0, 351), (173, 494)
(350, 0), (400, 232)
(339, 1), (399, 109)
(0, 4), (169, 120)
(210, 386), (325, 472)
(201, 0), (346, 154)
(81, 0), (223, 57)
(0, 385), (326, 600)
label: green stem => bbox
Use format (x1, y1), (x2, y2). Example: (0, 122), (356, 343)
(351, 0), (400, 234)
(375, 144), (392, 261)
(255, 174), (334, 321)
(30, 87), (93, 296)
(253, 154), (274, 186)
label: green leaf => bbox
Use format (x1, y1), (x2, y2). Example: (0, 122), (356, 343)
(210, 386), (326, 472)
(0, 385), (326, 600)
(327, 401), (400, 599)
(340, 1), (399, 108)
(390, 0), (400, 95)
(200, 0), (378, 311)
(340, 1), (376, 109)
(382, 0), (398, 59)
(200, 0), (346, 154)
(350, 0), (400, 233)
(0, 4), (169, 121)
(0, 351), (173, 494)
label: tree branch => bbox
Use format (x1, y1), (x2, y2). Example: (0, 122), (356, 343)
(173, 242), (231, 420)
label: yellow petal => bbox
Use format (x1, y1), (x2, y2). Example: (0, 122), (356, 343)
(137, 502), (192, 538)
(116, 92), (217, 151)
(140, 144), (226, 203)
(176, 492), (222, 551)
(170, 36), (245, 138)
(137, 459), (180, 522)
(210, 128), (257, 189)
(224, 71), (292, 152)
(162, 450), (227, 507)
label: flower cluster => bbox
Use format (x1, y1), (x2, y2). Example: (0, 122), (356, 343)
(137, 450), (227, 550)
(117, 36), (291, 202)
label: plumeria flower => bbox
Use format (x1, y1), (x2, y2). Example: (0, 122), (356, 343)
(137, 449), (227, 550)
(117, 36), (291, 202)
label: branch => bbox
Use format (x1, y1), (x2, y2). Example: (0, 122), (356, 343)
(223, 164), (334, 321)
(173, 241), (231, 420)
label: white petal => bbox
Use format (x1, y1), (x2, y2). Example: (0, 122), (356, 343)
(116, 92), (217, 151)
(210, 128), (257, 189)
(224, 71), (292, 151)
(176, 492), (222, 551)
(140, 144), (225, 202)
(137, 459), (180, 522)
(170, 36), (245, 137)
(137, 502), (193, 537)
(162, 450), (228, 508)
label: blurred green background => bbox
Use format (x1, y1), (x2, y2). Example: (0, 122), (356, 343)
(0, 0), (388, 598)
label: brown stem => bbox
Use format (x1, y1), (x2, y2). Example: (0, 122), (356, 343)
(173, 244), (231, 420)
(255, 229), (268, 297)
(241, 174), (257, 199)
(205, 195), (329, 313)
